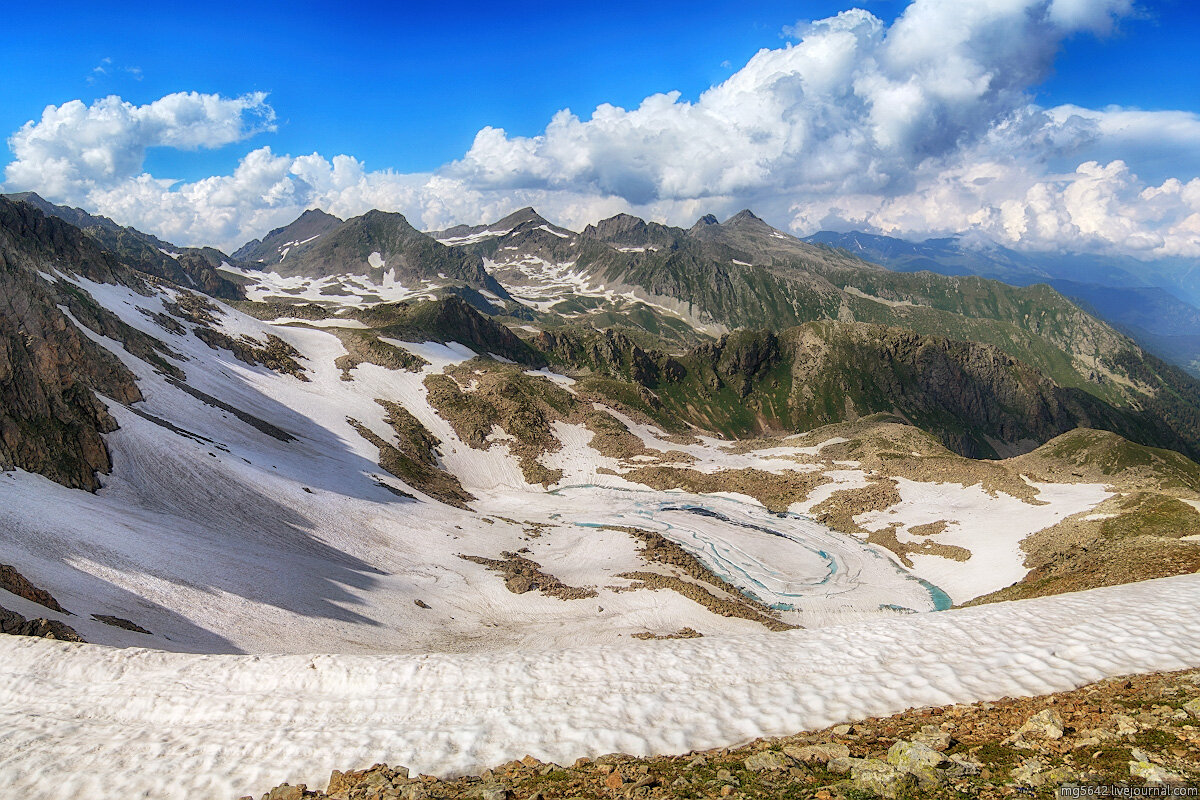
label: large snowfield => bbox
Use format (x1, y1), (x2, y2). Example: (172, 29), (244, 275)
(3, 270), (1200, 798)
(3, 574), (1200, 799)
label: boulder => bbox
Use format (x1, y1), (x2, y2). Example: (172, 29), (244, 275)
(1130, 760), (1185, 785)
(1011, 759), (1076, 788)
(850, 759), (917, 798)
(1005, 709), (1065, 748)
(1183, 698), (1200, 720)
(1113, 714), (1140, 736)
(742, 750), (791, 772)
(783, 743), (850, 764)
(826, 756), (861, 775)
(264, 785), (305, 800)
(911, 723), (954, 751)
(886, 740), (947, 789)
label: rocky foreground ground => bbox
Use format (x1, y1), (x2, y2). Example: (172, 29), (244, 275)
(253, 669), (1200, 800)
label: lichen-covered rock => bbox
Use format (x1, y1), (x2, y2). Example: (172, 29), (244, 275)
(1005, 708), (1065, 747)
(782, 743), (850, 764)
(886, 740), (947, 788)
(826, 755), (861, 775)
(1130, 760), (1185, 784)
(850, 758), (917, 798)
(1183, 697), (1200, 719)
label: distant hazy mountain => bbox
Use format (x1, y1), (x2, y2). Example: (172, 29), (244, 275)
(806, 230), (1200, 375)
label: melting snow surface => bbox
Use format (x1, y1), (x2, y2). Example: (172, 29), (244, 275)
(2, 574), (1199, 800)
(4, 271), (1191, 799)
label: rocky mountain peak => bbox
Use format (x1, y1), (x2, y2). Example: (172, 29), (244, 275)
(232, 206), (346, 264)
(359, 208), (413, 229)
(582, 213), (648, 240)
(727, 209), (763, 224)
(297, 208), (340, 223)
(494, 206), (549, 229)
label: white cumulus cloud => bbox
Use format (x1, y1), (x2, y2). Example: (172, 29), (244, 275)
(2, 0), (1198, 259)
(4, 92), (276, 202)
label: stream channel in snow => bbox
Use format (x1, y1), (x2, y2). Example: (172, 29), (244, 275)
(545, 485), (952, 628)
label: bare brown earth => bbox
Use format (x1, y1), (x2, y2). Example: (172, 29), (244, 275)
(347, 403), (474, 509)
(253, 667), (1200, 800)
(614, 465), (829, 514)
(422, 361), (684, 486)
(458, 552), (598, 600)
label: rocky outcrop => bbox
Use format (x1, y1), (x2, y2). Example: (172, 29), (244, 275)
(358, 297), (544, 367)
(348, 400), (474, 509)
(91, 614), (151, 634)
(6, 192), (244, 299)
(0, 564), (69, 614)
(0, 199), (144, 490)
(0, 605), (83, 642)
(458, 552), (597, 600)
(580, 212), (683, 250)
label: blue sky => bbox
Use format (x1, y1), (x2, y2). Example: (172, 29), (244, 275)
(2, 0), (1199, 257)
(3, 0), (1195, 182)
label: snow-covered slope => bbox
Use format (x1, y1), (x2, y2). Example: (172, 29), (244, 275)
(0, 267), (1139, 653)
(3, 573), (1199, 799)
(4, 215), (1200, 800)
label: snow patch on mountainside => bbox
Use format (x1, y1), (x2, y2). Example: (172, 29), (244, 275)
(221, 263), (441, 306)
(856, 477), (1112, 603)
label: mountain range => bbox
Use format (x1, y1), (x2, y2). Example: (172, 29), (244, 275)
(4, 190), (1200, 795)
(807, 229), (1200, 376)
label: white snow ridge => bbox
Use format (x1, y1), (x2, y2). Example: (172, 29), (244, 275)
(2, 575), (1200, 799)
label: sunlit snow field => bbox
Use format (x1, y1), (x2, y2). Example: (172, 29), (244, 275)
(1, 272), (1196, 798)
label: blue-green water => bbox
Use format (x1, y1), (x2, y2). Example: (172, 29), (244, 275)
(553, 484), (953, 615)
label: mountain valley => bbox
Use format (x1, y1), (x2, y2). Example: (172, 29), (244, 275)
(0, 195), (1198, 798)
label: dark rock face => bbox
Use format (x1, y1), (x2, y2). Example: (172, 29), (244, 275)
(0, 198), (143, 490)
(232, 208), (344, 265)
(0, 604), (84, 642)
(580, 213), (683, 250)
(5, 192), (244, 299)
(91, 614), (152, 634)
(0, 564), (69, 614)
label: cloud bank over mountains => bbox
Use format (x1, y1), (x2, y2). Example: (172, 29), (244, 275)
(4, 0), (1199, 259)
